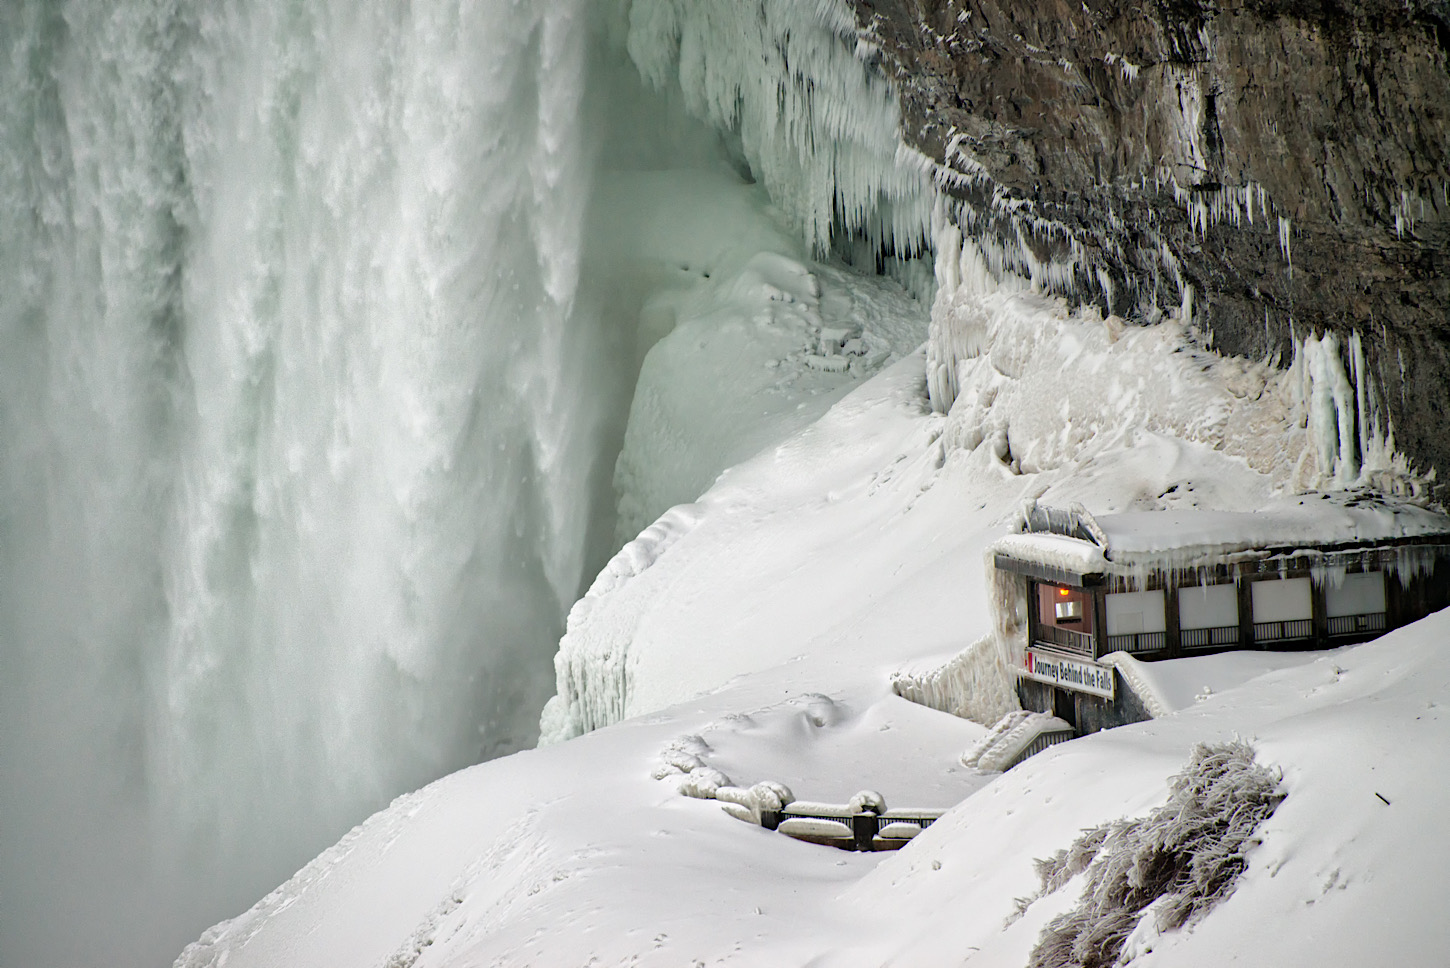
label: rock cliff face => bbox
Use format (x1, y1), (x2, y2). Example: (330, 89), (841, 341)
(853, 0), (1450, 496)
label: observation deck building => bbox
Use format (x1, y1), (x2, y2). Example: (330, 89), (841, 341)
(990, 499), (1450, 734)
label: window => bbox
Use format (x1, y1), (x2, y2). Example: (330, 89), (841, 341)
(1251, 577), (1313, 641)
(1038, 583), (1094, 630)
(1178, 583), (1238, 630)
(1106, 590), (1166, 635)
(1250, 577), (1312, 622)
(1034, 582), (1097, 656)
(1106, 589), (1167, 653)
(1325, 571), (1386, 618)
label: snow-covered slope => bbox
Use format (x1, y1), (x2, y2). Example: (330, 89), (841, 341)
(176, 258), (1450, 965)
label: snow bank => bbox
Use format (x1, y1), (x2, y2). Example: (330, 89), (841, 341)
(181, 597), (1450, 968)
(611, 248), (927, 545)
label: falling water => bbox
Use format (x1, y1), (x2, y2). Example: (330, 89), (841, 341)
(0, 0), (933, 959)
(0, 1), (620, 964)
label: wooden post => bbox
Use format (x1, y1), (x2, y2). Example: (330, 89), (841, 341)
(1237, 573), (1257, 650)
(852, 813), (876, 852)
(1164, 581), (1181, 658)
(1092, 585), (1108, 660)
(1385, 563), (1406, 631)
(1025, 579), (1038, 648)
(1311, 574), (1329, 648)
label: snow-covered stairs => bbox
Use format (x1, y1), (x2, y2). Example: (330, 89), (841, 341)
(963, 710), (1076, 772)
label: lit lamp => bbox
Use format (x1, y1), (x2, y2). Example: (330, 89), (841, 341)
(1055, 588), (1083, 623)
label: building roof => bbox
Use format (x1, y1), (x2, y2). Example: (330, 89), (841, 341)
(992, 494), (1450, 584)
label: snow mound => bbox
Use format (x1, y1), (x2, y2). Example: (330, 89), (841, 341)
(1021, 741), (1284, 968)
(611, 250), (927, 545)
(539, 503), (703, 744)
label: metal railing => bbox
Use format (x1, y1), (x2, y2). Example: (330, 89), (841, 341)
(1107, 631), (1166, 654)
(1009, 728), (1077, 769)
(762, 808), (945, 852)
(1180, 626), (1240, 649)
(1034, 624), (1095, 656)
(1327, 612), (1387, 636)
(1254, 619), (1313, 641)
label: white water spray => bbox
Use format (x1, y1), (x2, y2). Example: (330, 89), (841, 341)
(0, 2), (608, 964)
(0, 0), (932, 963)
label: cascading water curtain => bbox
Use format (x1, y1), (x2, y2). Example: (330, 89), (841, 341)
(0, 1), (603, 965)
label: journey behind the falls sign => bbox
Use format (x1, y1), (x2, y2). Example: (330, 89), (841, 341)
(1022, 648), (1115, 699)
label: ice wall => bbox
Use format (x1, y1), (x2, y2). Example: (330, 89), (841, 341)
(0, 3), (607, 966)
(612, 0), (934, 257)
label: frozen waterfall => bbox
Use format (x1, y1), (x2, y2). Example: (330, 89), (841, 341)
(0, 1), (931, 965)
(0, 1), (611, 964)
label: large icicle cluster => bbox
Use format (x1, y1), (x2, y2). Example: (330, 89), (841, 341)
(1291, 330), (1421, 495)
(612, 0), (933, 256)
(923, 224), (1430, 501)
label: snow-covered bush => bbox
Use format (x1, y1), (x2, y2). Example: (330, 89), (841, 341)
(848, 790), (886, 814)
(1020, 741), (1283, 968)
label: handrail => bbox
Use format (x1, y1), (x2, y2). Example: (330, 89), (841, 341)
(761, 806), (946, 851)
(1034, 624), (1095, 656)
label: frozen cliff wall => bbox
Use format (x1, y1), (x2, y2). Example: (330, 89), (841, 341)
(852, 0), (1450, 498)
(608, 0), (935, 257)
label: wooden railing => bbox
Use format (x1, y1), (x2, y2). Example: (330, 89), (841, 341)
(1034, 624), (1095, 657)
(1107, 631), (1166, 654)
(1254, 619), (1313, 641)
(1327, 612), (1386, 636)
(760, 807), (945, 852)
(1181, 626), (1240, 649)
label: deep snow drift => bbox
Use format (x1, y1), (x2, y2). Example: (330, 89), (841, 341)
(177, 252), (1450, 964)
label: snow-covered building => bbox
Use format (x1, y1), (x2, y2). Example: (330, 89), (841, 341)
(992, 499), (1450, 735)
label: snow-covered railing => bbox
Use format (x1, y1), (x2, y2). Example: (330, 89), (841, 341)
(963, 711), (1076, 773)
(713, 783), (945, 851)
(889, 633), (1019, 727)
(760, 803), (946, 852)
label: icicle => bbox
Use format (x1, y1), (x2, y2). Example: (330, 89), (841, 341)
(1278, 216), (1293, 278)
(621, 0), (933, 256)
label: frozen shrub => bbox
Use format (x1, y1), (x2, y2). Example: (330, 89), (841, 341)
(678, 768), (731, 800)
(848, 790), (887, 814)
(1023, 741), (1283, 968)
(750, 781), (794, 811)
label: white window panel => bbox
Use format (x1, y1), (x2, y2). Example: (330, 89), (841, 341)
(1325, 571), (1386, 618)
(1251, 577), (1313, 622)
(1106, 589), (1166, 635)
(1178, 583), (1238, 630)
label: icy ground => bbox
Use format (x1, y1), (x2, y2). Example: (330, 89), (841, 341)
(178, 280), (1450, 966)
